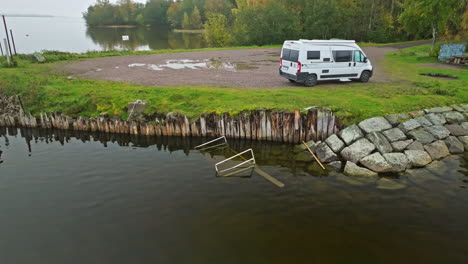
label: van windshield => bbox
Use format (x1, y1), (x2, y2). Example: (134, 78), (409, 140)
(282, 48), (299, 62)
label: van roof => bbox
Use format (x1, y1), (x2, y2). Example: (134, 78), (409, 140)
(284, 39), (356, 45)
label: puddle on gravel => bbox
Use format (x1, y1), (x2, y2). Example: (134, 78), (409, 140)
(127, 58), (258, 72)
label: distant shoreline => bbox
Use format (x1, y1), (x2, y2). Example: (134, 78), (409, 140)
(1, 14), (55, 18)
(90, 25), (140, 28)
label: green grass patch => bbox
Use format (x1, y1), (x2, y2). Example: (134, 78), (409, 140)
(0, 41), (466, 126)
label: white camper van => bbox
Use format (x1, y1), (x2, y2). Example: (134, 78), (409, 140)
(279, 39), (373, 87)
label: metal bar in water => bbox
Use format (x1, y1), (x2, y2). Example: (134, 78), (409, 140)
(218, 158), (255, 173)
(220, 165), (255, 178)
(9, 29), (17, 55)
(215, 149), (254, 169)
(196, 142), (228, 152)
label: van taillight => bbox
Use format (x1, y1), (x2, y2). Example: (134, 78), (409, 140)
(297, 62), (302, 73)
(280, 58), (283, 68)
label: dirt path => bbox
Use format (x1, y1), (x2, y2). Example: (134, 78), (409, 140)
(59, 40), (432, 88)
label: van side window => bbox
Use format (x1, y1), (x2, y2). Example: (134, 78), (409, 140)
(332, 50), (352, 62)
(289, 50), (299, 62)
(354, 50), (365, 62)
(307, 51), (320, 60)
(282, 49), (291, 61)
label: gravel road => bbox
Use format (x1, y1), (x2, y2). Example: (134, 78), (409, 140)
(59, 40), (432, 88)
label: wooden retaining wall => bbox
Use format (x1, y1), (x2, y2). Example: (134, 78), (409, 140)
(0, 98), (341, 144)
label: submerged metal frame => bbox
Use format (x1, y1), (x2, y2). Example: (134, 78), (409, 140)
(215, 148), (256, 174)
(195, 136), (228, 150)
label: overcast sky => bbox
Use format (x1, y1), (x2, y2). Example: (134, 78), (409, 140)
(2, 0), (147, 17)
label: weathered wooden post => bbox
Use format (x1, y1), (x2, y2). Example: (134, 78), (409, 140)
(9, 29), (17, 55)
(2, 15), (14, 62)
(3, 39), (10, 65)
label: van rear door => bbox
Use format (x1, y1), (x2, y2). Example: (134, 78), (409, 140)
(281, 48), (300, 76)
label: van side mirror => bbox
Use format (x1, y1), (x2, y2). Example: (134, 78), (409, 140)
(363, 57), (368, 63)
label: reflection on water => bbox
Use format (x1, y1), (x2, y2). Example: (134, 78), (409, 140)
(86, 26), (206, 51)
(1, 127), (468, 264)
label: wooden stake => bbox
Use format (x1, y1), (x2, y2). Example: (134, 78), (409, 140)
(302, 141), (326, 170)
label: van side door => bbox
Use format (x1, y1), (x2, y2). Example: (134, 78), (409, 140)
(327, 49), (357, 79)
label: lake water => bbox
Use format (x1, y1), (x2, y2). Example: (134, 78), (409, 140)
(1, 127), (468, 263)
(1, 16), (207, 54)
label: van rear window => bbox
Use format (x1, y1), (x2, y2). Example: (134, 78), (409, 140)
(332, 50), (352, 62)
(282, 48), (299, 62)
(307, 51), (320, 60)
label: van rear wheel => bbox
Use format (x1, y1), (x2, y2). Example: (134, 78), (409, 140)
(359, 71), (371, 83)
(304, 74), (317, 87)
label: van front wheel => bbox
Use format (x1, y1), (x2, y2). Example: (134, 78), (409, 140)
(304, 74), (317, 87)
(359, 71), (371, 83)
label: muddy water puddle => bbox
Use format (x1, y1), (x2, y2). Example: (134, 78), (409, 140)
(128, 58), (260, 72)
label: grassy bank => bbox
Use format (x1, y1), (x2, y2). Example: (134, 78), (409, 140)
(0, 43), (466, 125)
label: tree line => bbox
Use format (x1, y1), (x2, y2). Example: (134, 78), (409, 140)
(83, 0), (468, 49)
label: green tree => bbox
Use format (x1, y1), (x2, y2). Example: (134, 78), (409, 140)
(205, 13), (233, 46)
(143, 0), (171, 25)
(183, 12), (191, 29)
(400, 0), (461, 51)
(191, 6), (203, 29)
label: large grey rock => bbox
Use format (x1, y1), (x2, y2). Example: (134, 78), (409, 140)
(32, 52), (46, 62)
(415, 116), (433, 127)
(293, 140), (319, 153)
(443, 111), (465, 123)
(408, 110), (425, 117)
(461, 122), (468, 130)
(406, 141), (424, 151)
(338, 124), (364, 145)
(315, 142), (338, 163)
(360, 152), (393, 173)
(358, 117), (392, 133)
(391, 139), (414, 152)
(383, 153), (411, 172)
(425, 113), (446, 125)
(385, 113), (410, 126)
(452, 105), (465, 112)
(408, 128), (436, 144)
(366, 132), (393, 154)
(444, 136), (464, 154)
(398, 119), (421, 133)
(340, 138), (376, 163)
(325, 134), (345, 153)
(425, 125), (451, 140)
(458, 136), (468, 149)
(425, 106), (453, 113)
(327, 161), (343, 171)
(445, 124), (468, 136)
(423, 140), (450, 160)
(404, 150), (432, 167)
(344, 161), (378, 177)
(382, 128), (407, 142)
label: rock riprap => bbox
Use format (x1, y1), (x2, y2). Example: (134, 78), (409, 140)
(294, 104), (468, 177)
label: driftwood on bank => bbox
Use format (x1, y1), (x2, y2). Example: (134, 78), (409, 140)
(0, 96), (341, 143)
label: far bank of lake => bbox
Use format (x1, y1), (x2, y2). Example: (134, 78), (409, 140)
(3, 16), (207, 54)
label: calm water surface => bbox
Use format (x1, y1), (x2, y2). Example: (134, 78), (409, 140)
(0, 127), (468, 264)
(3, 16), (207, 54)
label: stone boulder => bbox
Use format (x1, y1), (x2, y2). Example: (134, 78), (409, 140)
(315, 142), (338, 163)
(443, 111), (464, 123)
(340, 138), (376, 163)
(443, 136), (464, 154)
(360, 152), (393, 173)
(293, 140), (319, 153)
(383, 153), (411, 172)
(366, 132), (393, 154)
(423, 140), (450, 160)
(404, 150), (432, 167)
(385, 113), (410, 126)
(415, 116), (433, 126)
(391, 139), (413, 152)
(461, 122), (468, 131)
(408, 128), (436, 144)
(325, 134), (345, 153)
(425, 125), (451, 140)
(358, 117), (392, 133)
(327, 161), (342, 171)
(344, 161), (378, 177)
(458, 136), (468, 149)
(338, 124), (364, 145)
(425, 106), (452, 113)
(382, 127), (407, 142)
(425, 113), (446, 125)
(445, 124), (468, 136)
(406, 141), (424, 151)
(398, 119), (421, 133)
(408, 110), (425, 117)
